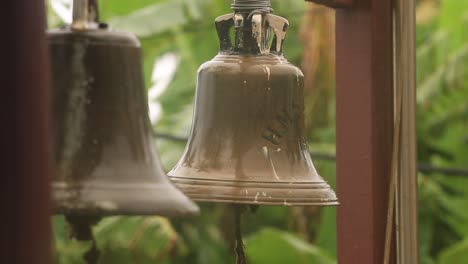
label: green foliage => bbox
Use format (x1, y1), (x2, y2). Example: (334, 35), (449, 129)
(109, 1), (189, 38)
(95, 217), (178, 263)
(54, 216), (91, 263)
(416, 0), (468, 263)
(245, 228), (335, 264)
(437, 238), (468, 264)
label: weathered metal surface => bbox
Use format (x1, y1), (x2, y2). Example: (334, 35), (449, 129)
(335, 0), (395, 263)
(72, 0), (99, 31)
(169, 5), (338, 206)
(305, 0), (354, 9)
(1, 1), (52, 263)
(49, 27), (198, 217)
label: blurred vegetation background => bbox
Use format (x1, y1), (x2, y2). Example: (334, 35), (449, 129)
(47, 0), (468, 263)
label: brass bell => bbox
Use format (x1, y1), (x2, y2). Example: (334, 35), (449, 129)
(49, 0), (198, 216)
(169, 0), (338, 206)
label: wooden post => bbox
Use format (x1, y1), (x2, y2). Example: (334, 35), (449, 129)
(0, 1), (53, 263)
(395, 0), (419, 262)
(334, 0), (395, 263)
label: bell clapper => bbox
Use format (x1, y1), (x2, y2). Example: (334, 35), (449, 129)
(65, 215), (102, 264)
(229, 204), (260, 264)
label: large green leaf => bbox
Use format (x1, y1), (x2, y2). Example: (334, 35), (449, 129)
(245, 228), (336, 264)
(108, 1), (188, 37)
(94, 216), (177, 263)
(99, 0), (167, 19)
(438, 0), (468, 52)
(437, 238), (468, 264)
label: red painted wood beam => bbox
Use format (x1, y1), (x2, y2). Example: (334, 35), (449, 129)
(335, 0), (395, 263)
(305, 0), (354, 8)
(1, 1), (53, 263)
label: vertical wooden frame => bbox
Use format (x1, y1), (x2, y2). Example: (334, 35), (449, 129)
(1, 1), (53, 263)
(395, 0), (419, 262)
(335, 0), (395, 263)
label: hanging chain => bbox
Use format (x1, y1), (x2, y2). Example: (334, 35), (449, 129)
(84, 237), (100, 264)
(233, 205), (248, 264)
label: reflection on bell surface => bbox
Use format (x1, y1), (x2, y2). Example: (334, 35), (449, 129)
(49, 7), (198, 216)
(169, 0), (338, 206)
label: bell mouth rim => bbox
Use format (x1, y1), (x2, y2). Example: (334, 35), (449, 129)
(52, 181), (199, 217)
(170, 176), (333, 188)
(170, 176), (339, 206)
(188, 197), (339, 207)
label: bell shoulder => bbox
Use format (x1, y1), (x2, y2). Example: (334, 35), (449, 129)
(196, 53), (304, 80)
(270, 61), (304, 78)
(197, 56), (240, 75)
(47, 27), (140, 48)
(244, 57), (304, 79)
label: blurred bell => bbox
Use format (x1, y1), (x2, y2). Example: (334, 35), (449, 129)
(169, 2), (338, 206)
(48, 0), (198, 216)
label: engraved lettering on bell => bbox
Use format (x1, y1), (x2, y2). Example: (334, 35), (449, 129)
(262, 104), (302, 146)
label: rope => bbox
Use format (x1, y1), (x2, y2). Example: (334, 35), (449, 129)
(383, 52), (404, 264)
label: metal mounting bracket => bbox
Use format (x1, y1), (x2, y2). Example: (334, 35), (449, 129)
(305, 0), (354, 8)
